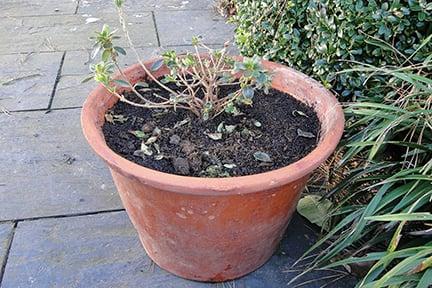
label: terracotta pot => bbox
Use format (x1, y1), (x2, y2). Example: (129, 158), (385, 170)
(81, 57), (344, 282)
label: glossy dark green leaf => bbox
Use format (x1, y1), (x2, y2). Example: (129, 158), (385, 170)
(113, 79), (130, 87)
(134, 81), (149, 88)
(81, 75), (94, 83)
(114, 46), (127, 55)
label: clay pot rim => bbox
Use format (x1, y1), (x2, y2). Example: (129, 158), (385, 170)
(81, 57), (344, 196)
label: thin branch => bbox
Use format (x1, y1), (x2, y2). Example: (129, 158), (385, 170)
(116, 7), (179, 96)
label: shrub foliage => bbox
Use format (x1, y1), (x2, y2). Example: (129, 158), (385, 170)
(289, 33), (432, 288)
(234, 0), (431, 97)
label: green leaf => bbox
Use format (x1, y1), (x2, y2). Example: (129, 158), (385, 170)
(366, 213), (432, 222)
(129, 130), (146, 139)
(292, 110), (308, 117)
(134, 81), (149, 88)
(223, 163), (237, 169)
(216, 122), (225, 133)
(140, 143), (153, 156)
(102, 49), (111, 62)
(224, 102), (239, 115)
(253, 151), (272, 162)
(191, 36), (200, 46)
(371, 249), (432, 288)
(114, 46), (126, 55)
(114, 0), (124, 8)
(242, 87), (254, 99)
(298, 208), (364, 263)
(324, 252), (386, 269)
(297, 195), (332, 228)
(151, 59), (164, 71)
(161, 74), (176, 84)
(297, 128), (315, 138)
(253, 120), (262, 127)
(417, 268), (432, 288)
(113, 79), (130, 87)
(361, 275), (422, 288)
(81, 75), (94, 83)
(206, 132), (223, 141)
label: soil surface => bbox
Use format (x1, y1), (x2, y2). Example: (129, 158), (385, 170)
(102, 82), (321, 177)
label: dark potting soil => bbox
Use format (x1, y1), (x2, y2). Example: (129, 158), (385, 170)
(102, 82), (321, 177)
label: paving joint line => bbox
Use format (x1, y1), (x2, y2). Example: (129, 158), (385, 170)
(151, 11), (161, 47)
(0, 46), (158, 56)
(0, 222), (17, 286)
(164, 43), (227, 48)
(7, 106), (82, 114)
(0, 209), (126, 225)
(46, 52), (67, 113)
(75, 0), (81, 14)
(3, 8), (214, 18)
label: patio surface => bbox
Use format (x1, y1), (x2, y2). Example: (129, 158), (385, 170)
(0, 1), (355, 287)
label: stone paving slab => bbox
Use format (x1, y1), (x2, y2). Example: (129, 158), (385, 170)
(0, 109), (120, 221)
(78, 0), (213, 14)
(155, 10), (235, 46)
(0, 52), (63, 111)
(55, 47), (168, 109)
(0, 223), (14, 273)
(1, 0), (78, 17)
(0, 13), (157, 54)
(2, 212), (354, 288)
(61, 47), (161, 76)
(51, 75), (94, 109)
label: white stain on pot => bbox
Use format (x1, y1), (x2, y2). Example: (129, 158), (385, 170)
(270, 180), (278, 186)
(208, 215), (215, 220)
(176, 212), (187, 219)
(187, 210), (194, 215)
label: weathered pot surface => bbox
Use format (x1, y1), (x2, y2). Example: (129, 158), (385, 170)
(81, 57), (344, 282)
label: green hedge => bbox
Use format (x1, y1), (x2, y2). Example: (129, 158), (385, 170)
(234, 0), (432, 98)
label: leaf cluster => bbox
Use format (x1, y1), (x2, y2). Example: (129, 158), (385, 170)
(234, 0), (432, 99)
(294, 37), (432, 288)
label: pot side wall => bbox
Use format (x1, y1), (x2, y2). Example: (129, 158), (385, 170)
(110, 168), (308, 281)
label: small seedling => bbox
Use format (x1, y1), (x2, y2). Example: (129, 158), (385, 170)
(297, 128), (315, 138)
(253, 151), (272, 162)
